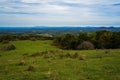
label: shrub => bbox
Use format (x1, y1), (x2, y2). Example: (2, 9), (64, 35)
(27, 65), (36, 71)
(65, 53), (71, 58)
(1, 44), (16, 51)
(72, 52), (79, 58)
(105, 50), (110, 54)
(1, 40), (9, 44)
(77, 41), (94, 50)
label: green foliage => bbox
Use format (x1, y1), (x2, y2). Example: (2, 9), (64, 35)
(0, 34), (53, 42)
(54, 30), (120, 49)
(54, 34), (78, 49)
(78, 32), (90, 42)
(95, 30), (113, 48)
(110, 32), (120, 48)
(1, 44), (16, 51)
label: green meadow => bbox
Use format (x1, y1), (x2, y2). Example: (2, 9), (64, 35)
(0, 40), (120, 80)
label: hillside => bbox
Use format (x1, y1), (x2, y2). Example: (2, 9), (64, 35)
(0, 40), (120, 80)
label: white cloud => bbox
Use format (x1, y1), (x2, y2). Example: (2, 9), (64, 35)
(21, 0), (42, 3)
(0, 0), (6, 2)
(0, 0), (120, 26)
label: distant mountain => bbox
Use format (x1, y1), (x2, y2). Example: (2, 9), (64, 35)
(0, 26), (120, 35)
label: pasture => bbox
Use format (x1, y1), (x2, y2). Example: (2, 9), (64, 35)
(0, 40), (120, 80)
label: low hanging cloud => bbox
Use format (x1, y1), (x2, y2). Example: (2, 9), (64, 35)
(0, 0), (120, 26)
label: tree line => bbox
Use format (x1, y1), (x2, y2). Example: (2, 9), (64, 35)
(0, 34), (53, 42)
(53, 30), (120, 50)
(0, 30), (120, 50)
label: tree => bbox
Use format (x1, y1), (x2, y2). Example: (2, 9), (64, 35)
(54, 33), (78, 49)
(95, 30), (112, 49)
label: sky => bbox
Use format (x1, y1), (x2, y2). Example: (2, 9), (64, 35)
(0, 0), (120, 27)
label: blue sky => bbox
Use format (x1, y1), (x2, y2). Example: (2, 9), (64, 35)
(0, 0), (120, 27)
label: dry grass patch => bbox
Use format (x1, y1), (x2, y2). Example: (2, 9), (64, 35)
(79, 55), (87, 60)
(18, 60), (26, 66)
(27, 65), (36, 71)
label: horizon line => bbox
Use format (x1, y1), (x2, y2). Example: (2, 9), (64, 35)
(0, 25), (120, 27)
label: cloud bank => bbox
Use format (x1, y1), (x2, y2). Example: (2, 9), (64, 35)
(0, 0), (120, 26)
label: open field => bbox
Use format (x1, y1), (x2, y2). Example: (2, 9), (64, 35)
(0, 40), (120, 80)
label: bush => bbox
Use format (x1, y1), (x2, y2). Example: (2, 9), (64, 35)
(27, 65), (36, 71)
(65, 53), (71, 58)
(1, 44), (16, 51)
(1, 40), (9, 44)
(105, 50), (110, 54)
(77, 41), (94, 50)
(72, 52), (79, 58)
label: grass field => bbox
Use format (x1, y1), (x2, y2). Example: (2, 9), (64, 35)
(0, 40), (120, 80)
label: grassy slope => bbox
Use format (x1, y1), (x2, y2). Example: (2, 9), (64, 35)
(0, 40), (120, 80)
